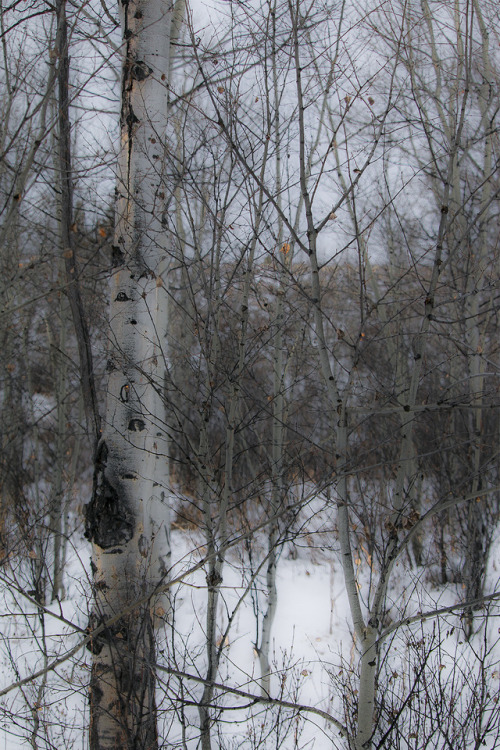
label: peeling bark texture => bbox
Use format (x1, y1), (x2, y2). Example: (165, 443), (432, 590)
(87, 0), (175, 746)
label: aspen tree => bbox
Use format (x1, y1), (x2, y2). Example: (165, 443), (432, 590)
(84, 0), (181, 746)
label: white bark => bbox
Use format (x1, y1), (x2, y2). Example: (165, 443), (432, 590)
(85, 0), (176, 746)
(258, 7), (285, 695)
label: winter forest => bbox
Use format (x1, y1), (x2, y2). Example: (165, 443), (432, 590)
(0, 0), (499, 747)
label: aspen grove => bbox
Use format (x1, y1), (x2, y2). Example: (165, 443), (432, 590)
(0, 0), (499, 748)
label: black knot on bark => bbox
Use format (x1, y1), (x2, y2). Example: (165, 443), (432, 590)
(128, 418), (145, 432)
(112, 246), (125, 267)
(125, 106), (140, 129)
(131, 60), (153, 81)
(206, 570), (223, 588)
(85, 441), (134, 549)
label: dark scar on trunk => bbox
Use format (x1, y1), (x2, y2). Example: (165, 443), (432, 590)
(85, 441), (134, 548)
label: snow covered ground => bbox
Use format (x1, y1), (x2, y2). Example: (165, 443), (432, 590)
(0, 505), (499, 749)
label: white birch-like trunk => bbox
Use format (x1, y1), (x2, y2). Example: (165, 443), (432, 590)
(258, 301), (283, 696)
(84, 0), (174, 746)
(462, 0), (492, 633)
(258, 8), (284, 693)
(290, 3), (369, 745)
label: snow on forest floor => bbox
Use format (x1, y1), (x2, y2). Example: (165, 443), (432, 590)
(0, 504), (499, 749)
(160, 526), (351, 749)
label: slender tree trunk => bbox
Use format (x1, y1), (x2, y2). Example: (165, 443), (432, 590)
(84, 0), (175, 746)
(462, 0), (492, 636)
(55, 0), (100, 443)
(48, 298), (69, 602)
(198, 242), (256, 750)
(258, 6), (284, 694)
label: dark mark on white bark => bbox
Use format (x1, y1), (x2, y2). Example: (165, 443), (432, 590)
(85, 441), (134, 548)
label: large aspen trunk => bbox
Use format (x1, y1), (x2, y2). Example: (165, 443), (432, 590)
(85, 0), (173, 746)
